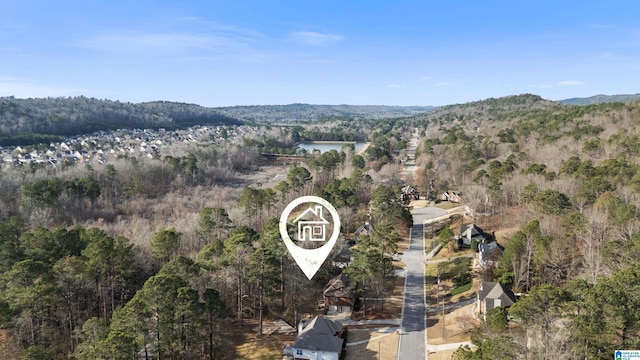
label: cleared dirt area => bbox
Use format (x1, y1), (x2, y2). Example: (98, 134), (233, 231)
(235, 334), (295, 360)
(230, 319), (296, 360)
(428, 349), (457, 359)
(344, 328), (399, 360)
(427, 303), (477, 345)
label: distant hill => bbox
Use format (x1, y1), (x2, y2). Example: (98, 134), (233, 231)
(404, 93), (564, 126)
(0, 96), (242, 142)
(215, 103), (436, 123)
(561, 93), (640, 105)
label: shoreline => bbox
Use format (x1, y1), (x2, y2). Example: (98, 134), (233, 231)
(297, 140), (360, 144)
(357, 142), (370, 155)
(296, 140), (371, 155)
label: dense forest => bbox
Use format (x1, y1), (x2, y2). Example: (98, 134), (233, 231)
(0, 111), (411, 359)
(401, 94), (640, 359)
(561, 93), (640, 105)
(0, 97), (242, 145)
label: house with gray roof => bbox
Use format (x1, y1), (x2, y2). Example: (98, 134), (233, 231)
(477, 240), (503, 268)
(477, 282), (516, 319)
(291, 316), (344, 360)
(458, 223), (487, 247)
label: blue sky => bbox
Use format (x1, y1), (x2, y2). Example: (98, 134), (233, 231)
(1, 1), (639, 106)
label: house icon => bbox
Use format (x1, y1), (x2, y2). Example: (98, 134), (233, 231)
(293, 205), (331, 242)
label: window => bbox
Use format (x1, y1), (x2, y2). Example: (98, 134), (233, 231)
(296, 349), (303, 355)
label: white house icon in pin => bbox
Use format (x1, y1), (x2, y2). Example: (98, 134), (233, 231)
(292, 205), (330, 241)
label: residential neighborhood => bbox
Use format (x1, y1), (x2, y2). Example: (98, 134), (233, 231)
(0, 125), (260, 168)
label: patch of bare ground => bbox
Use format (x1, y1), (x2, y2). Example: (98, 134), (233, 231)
(395, 233), (411, 253)
(426, 303), (478, 345)
(431, 246), (474, 261)
(230, 319), (296, 360)
(428, 349), (457, 359)
(409, 199), (430, 208)
(237, 164), (289, 188)
(493, 226), (518, 247)
(344, 328), (399, 360)
(434, 201), (460, 210)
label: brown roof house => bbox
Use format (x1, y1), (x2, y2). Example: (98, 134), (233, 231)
(476, 281), (517, 319)
(289, 316), (344, 360)
(323, 273), (354, 313)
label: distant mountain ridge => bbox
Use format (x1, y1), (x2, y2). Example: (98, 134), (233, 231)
(0, 96), (241, 139)
(2, 93), (639, 145)
(215, 103), (436, 122)
(561, 93), (640, 105)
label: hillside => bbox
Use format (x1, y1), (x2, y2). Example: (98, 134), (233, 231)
(0, 97), (435, 146)
(0, 96), (242, 145)
(216, 103), (435, 123)
(406, 93), (640, 358)
(561, 93), (640, 105)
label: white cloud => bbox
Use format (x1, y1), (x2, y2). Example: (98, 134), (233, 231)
(288, 31), (344, 45)
(74, 32), (232, 55)
(0, 77), (90, 98)
(557, 80), (584, 86)
(178, 17), (267, 40)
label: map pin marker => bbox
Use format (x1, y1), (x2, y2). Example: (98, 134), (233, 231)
(279, 195), (341, 280)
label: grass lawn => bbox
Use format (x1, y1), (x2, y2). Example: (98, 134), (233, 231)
(448, 282), (472, 296)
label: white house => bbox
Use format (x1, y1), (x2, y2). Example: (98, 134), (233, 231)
(478, 241), (502, 268)
(291, 316), (343, 360)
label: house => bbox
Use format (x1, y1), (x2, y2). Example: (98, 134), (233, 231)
(440, 191), (462, 203)
(353, 221), (374, 240)
(401, 185), (420, 202)
(477, 282), (516, 319)
(458, 223), (487, 247)
(477, 240), (503, 268)
(290, 316), (344, 360)
(323, 273), (354, 313)
(293, 206), (330, 242)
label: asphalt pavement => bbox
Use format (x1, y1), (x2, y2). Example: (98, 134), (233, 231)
(397, 216), (428, 360)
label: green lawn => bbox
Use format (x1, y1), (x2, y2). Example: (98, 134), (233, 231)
(448, 282), (472, 296)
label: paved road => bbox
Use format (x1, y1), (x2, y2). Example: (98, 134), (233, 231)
(397, 129), (427, 360)
(397, 218), (428, 360)
(411, 206), (447, 219)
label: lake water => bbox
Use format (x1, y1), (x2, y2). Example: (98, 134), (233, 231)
(297, 142), (366, 154)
